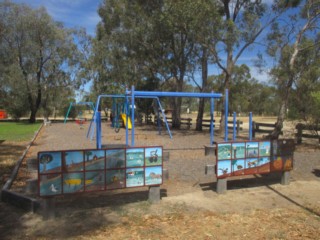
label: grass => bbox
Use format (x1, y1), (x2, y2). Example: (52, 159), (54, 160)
(0, 122), (42, 141)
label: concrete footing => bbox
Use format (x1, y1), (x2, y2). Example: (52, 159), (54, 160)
(42, 197), (56, 219)
(281, 171), (290, 185)
(205, 165), (215, 175)
(216, 178), (227, 194)
(148, 186), (160, 203)
(26, 179), (38, 194)
(205, 145), (216, 156)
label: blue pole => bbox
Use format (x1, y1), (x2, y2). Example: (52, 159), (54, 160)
(125, 94), (129, 146)
(131, 85), (135, 146)
(249, 112), (252, 140)
(224, 89), (229, 142)
(96, 110), (101, 149)
(233, 112), (236, 141)
(210, 94), (214, 145)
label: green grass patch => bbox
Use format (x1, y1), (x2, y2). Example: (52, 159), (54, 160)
(0, 122), (42, 141)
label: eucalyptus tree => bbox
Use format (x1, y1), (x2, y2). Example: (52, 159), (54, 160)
(94, 0), (222, 128)
(209, 0), (291, 133)
(267, 0), (320, 138)
(0, 1), (86, 123)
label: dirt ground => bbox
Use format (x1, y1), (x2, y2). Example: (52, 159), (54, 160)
(1, 119), (320, 239)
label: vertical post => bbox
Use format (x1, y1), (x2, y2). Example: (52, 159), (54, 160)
(224, 89), (229, 142)
(125, 93), (129, 146)
(131, 85), (135, 147)
(249, 112), (252, 141)
(96, 106), (102, 149)
(63, 103), (73, 124)
(236, 120), (240, 136)
(296, 124), (302, 144)
(233, 112), (236, 141)
(210, 94), (214, 145)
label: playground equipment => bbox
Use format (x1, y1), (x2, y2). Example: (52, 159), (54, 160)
(63, 102), (95, 124)
(93, 86), (223, 149)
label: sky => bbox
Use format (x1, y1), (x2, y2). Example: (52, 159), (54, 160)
(12, 0), (102, 36)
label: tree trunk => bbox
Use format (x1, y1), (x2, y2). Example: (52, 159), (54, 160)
(196, 47), (208, 131)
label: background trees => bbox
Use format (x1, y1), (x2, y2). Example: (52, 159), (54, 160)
(0, 1), (88, 122)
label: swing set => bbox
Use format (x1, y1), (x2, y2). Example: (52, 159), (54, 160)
(63, 102), (95, 125)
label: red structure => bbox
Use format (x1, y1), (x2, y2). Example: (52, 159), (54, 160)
(0, 110), (7, 119)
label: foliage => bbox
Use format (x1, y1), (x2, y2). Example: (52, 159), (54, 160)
(266, 1), (320, 137)
(0, 1), (90, 122)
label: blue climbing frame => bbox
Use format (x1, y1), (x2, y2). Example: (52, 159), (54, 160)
(94, 86), (223, 149)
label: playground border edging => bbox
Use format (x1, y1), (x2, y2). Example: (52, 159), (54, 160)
(1, 122), (44, 211)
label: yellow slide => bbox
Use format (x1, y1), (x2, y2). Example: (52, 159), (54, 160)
(121, 114), (132, 129)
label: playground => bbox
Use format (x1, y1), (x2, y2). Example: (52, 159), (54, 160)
(1, 114), (320, 239)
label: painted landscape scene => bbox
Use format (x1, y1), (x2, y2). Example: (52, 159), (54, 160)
(145, 147), (162, 166)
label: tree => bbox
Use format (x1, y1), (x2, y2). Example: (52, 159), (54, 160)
(94, 0), (221, 128)
(210, 0), (287, 133)
(267, 0), (320, 138)
(0, 1), (87, 123)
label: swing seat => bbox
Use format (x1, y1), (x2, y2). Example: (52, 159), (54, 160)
(76, 118), (87, 125)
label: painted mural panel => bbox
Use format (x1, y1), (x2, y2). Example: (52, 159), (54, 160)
(259, 141), (271, 157)
(85, 171), (105, 191)
(231, 159), (245, 176)
(245, 158), (259, 174)
(145, 147), (162, 166)
(85, 150), (105, 170)
(39, 174), (62, 196)
(145, 166), (162, 185)
(38, 146), (163, 197)
(106, 149), (125, 169)
(126, 148), (144, 167)
(39, 152), (61, 173)
(246, 142), (259, 158)
(216, 140), (294, 179)
(231, 143), (245, 159)
(106, 169), (125, 189)
(217, 160), (231, 178)
(126, 168), (144, 187)
(217, 143), (232, 160)
(63, 172), (84, 193)
(64, 151), (84, 172)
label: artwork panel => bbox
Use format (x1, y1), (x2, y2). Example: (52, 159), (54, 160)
(244, 158), (259, 174)
(246, 142), (259, 158)
(126, 168), (144, 187)
(63, 172), (84, 193)
(85, 150), (105, 170)
(39, 174), (62, 196)
(64, 151), (84, 172)
(106, 169), (125, 190)
(231, 159), (245, 176)
(217, 160), (231, 178)
(258, 157), (270, 173)
(270, 156), (284, 171)
(106, 149), (125, 169)
(231, 143), (245, 159)
(145, 166), (162, 185)
(217, 143), (232, 160)
(39, 152), (62, 173)
(283, 155), (294, 171)
(126, 148), (144, 167)
(145, 147), (162, 166)
(259, 141), (271, 157)
(85, 171), (105, 191)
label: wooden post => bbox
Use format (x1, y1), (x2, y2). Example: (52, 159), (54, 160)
(236, 120), (240, 136)
(252, 121), (256, 138)
(296, 124), (303, 144)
